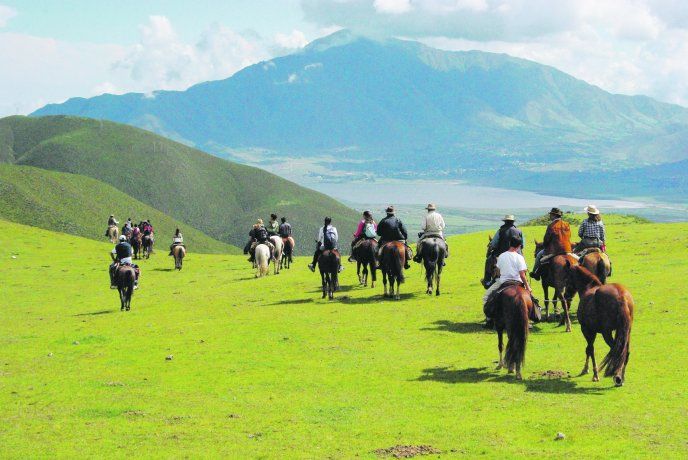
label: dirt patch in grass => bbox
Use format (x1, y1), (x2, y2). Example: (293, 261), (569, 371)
(535, 370), (570, 379)
(374, 445), (440, 458)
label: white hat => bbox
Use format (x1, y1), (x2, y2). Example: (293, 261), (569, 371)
(119, 235), (127, 241)
(584, 205), (600, 215)
(502, 214), (515, 221)
(426, 203), (436, 211)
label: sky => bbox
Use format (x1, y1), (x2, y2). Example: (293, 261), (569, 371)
(1, 0), (688, 116)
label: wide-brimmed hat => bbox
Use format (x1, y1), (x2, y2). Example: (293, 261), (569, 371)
(385, 205), (395, 213)
(584, 204), (600, 215)
(502, 214), (515, 221)
(426, 203), (436, 211)
(549, 207), (563, 217)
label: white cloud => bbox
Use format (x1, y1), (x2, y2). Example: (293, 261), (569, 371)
(0, 4), (16, 27)
(374, 0), (412, 14)
(288, 73), (299, 83)
(274, 29), (309, 50)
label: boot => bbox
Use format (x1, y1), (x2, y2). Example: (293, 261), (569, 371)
(308, 263), (315, 272)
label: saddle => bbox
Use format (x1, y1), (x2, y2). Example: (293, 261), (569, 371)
(577, 247), (601, 258)
(541, 252), (579, 265)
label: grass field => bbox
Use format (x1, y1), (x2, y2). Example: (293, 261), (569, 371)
(1, 218), (687, 458)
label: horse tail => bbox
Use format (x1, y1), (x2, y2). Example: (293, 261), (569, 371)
(600, 290), (633, 381)
(596, 256), (607, 284)
(425, 241), (439, 284)
(505, 290), (529, 370)
(394, 244), (405, 283)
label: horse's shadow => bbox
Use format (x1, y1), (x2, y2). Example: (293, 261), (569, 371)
(308, 285), (355, 293)
(338, 292), (415, 304)
(73, 309), (114, 317)
(421, 320), (489, 334)
(152, 268), (174, 272)
(267, 298), (315, 306)
(415, 366), (606, 395)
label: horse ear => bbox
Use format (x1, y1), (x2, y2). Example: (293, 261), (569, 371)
(488, 234), (493, 242)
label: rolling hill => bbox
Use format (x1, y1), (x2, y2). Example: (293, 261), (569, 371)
(0, 116), (359, 250)
(32, 30), (688, 201)
(0, 164), (236, 253)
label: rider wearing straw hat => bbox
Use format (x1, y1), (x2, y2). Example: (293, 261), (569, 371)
(531, 207), (572, 280)
(575, 204), (606, 253)
(413, 203), (449, 263)
(487, 214), (524, 257)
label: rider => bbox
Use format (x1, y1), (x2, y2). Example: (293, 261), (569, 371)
(279, 217), (295, 257)
(308, 217), (343, 273)
(349, 210), (377, 262)
(376, 205), (412, 270)
(110, 235), (139, 289)
(169, 228), (185, 255)
(122, 219), (133, 237)
(413, 203), (448, 263)
(482, 236), (533, 328)
(247, 219), (275, 262)
(266, 213), (280, 237)
(488, 215), (524, 257)
(531, 207), (572, 280)
(575, 205), (606, 254)
(105, 214), (119, 237)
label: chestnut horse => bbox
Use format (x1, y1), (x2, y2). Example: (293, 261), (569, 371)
(534, 241), (577, 332)
(318, 249), (339, 300)
(131, 233), (142, 259)
(578, 250), (611, 284)
(115, 265), (136, 311)
(569, 264), (633, 386)
(492, 283), (541, 380)
(353, 239), (377, 288)
(280, 237), (294, 269)
(380, 242), (405, 300)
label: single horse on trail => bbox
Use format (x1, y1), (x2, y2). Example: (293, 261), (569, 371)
(481, 235), (497, 289)
(419, 237), (446, 296)
(318, 249), (339, 300)
(173, 245), (185, 270)
(269, 235), (284, 275)
(380, 242), (406, 300)
(114, 264), (136, 311)
(142, 235), (154, 259)
(254, 244), (271, 277)
(534, 241), (577, 332)
(131, 233), (142, 260)
(280, 237), (294, 270)
(489, 283), (541, 380)
(568, 264), (633, 386)
(352, 239), (377, 288)
(577, 248), (611, 284)
(107, 225), (119, 244)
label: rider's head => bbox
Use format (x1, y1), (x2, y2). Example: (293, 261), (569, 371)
(271, 213), (277, 220)
(363, 210), (372, 219)
(385, 205), (395, 215)
(426, 203), (436, 212)
(324, 216), (332, 225)
(119, 235), (127, 242)
(110, 214), (114, 218)
(280, 217), (286, 223)
(509, 236), (523, 250)
(256, 218), (264, 227)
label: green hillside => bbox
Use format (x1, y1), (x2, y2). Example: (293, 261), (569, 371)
(0, 164), (236, 253)
(1, 218), (686, 457)
(0, 115), (359, 250)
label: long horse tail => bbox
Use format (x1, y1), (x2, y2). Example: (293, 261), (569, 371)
(600, 290), (633, 382)
(505, 290), (529, 370)
(596, 256), (607, 284)
(425, 241), (439, 284)
(393, 244), (405, 283)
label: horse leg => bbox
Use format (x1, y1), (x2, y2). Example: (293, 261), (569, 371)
(394, 277), (400, 300)
(435, 270), (441, 297)
(496, 328), (504, 369)
(542, 284), (550, 321)
(371, 265), (376, 289)
(585, 331), (599, 382)
(330, 273), (337, 300)
(382, 272), (388, 297)
(560, 294), (572, 332)
(119, 288), (125, 311)
(321, 272), (327, 299)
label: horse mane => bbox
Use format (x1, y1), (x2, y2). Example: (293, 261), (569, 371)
(572, 264), (602, 290)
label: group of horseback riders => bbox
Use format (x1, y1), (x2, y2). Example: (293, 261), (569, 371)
(244, 214), (294, 263)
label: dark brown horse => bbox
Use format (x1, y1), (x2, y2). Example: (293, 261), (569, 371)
(353, 239), (377, 288)
(492, 284), (540, 380)
(280, 237), (294, 270)
(115, 265), (136, 311)
(578, 249), (611, 284)
(569, 264), (633, 386)
(173, 245), (185, 270)
(142, 235), (153, 259)
(318, 249), (339, 300)
(380, 242), (406, 300)
(131, 233), (142, 259)
(419, 237), (446, 296)
(534, 241), (577, 332)
(481, 235), (497, 289)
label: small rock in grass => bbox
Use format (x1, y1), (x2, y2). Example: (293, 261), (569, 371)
(73, 341), (80, 345)
(47, 352), (53, 357)
(555, 432), (566, 440)
(11, 255), (17, 259)
(166, 355), (174, 361)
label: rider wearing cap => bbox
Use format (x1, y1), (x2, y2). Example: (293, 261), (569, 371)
(413, 203), (449, 263)
(376, 205), (412, 270)
(110, 235), (139, 289)
(531, 207), (572, 280)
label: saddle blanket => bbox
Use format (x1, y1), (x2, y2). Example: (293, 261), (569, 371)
(541, 252), (579, 264)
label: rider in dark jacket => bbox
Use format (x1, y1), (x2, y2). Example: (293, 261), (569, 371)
(376, 206), (411, 269)
(488, 215), (524, 257)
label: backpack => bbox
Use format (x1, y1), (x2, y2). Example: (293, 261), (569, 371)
(364, 222), (376, 239)
(322, 225), (337, 250)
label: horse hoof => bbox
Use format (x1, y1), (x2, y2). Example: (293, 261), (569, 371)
(613, 376), (623, 387)
(515, 373), (523, 380)
(436, 291), (440, 296)
(579, 368), (589, 376)
(592, 376), (599, 382)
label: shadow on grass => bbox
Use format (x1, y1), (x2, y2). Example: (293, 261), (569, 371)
(415, 366), (605, 395)
(74, 309), (114, 317)
(152, 268), (174, 272)
(422, 320), (489, 334)
(307, 285), (355, 293)
(338, 292), (415, 304)
(267, 298), (315, 306)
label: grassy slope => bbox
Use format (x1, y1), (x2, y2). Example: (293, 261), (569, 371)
(0, 164), (237, 254)
(0, 115), (359, 250)
(1, 218), (686, 458)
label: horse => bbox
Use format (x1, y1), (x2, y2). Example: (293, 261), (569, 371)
(352, 239), (377, 288)
(142, 235), (154, 259)
(380, 242), (406, 300)
(491, 283), (540, 380)
(131, 233), (142, 260)
(318, 249), (339, 300)
(577, 249), (611, 284)
(173, 245), (185, 270)
(280, 236), (294, 269)
(534, 241), (577, 332)
(419, 237), (446, 296)
(114, 264), (136, 311)
(481, 235), (497, 289)
(254, 244), (270, 277)
(107, 225), (119, 243)
(269, 236), (284, 275)
(568, 264), (633, 386)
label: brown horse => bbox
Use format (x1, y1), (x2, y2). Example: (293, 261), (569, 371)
(353, 239), (377, 288)
(380, 242), (405, 300)
(280, 237), (294, 269)
(173, 245), (185, 270)
(115, 265), (136, 311)
(131, 233), (142, 259)
(568, 264), (633, 386)
(578, 249), (611, 284)
(492, 284), (541, 380)
(318, 249), (339, 300)
(142, 235), (153, 259)
(534, 241), (577, 332)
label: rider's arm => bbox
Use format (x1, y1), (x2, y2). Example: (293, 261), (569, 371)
(489, 232), (499, 250)
(519, 270), (531, 291)
(600, 221), (606, 243)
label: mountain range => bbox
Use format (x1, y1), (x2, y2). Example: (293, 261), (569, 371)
(32, 30), (688, 201)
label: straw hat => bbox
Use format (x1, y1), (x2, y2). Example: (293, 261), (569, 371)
(385, 205), (395, 214)
(502, 214), (515, 221)
(584, 204), (600, 215)
(426, 203), (436, 211)
(549, 207), (563, 217)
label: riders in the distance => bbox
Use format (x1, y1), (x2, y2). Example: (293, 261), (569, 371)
(110, 235), (140, 289)
(246, 219), (275, 263)
(376, 205), (412, 270)
(309, 217), (343, 273)
(531, 207), (572, 280)
(169, 228), (185, 256)
(413, 203), (448, 265)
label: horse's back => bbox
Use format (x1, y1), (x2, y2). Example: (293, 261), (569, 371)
(595, 283), (634, 319)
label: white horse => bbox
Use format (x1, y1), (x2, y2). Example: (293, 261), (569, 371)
(269, 235), (284, 274)
(254, 244), (270, 278)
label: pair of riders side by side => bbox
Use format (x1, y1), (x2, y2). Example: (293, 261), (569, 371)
(246, 219), (276, 262)
(309, 217), (342, 272)
(413, 203), (449, 265)
(110, 235), (140, 289)
(168, 228), (185, 255)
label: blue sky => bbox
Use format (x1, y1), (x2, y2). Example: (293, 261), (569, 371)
(1, 1), (687, 117)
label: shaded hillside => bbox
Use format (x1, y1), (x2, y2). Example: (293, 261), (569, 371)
(0, 164), (237, 253)
(0, 116), (359, 250)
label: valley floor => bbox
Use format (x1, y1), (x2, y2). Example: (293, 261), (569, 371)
(0, 219), (686, 458)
